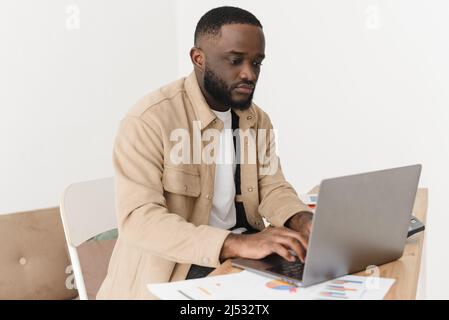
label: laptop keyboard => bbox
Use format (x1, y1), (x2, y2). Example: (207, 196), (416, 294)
(267, 258), (305, 280)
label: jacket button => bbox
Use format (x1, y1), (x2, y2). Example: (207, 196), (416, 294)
(202, 257), (210, 265)
(248, 187), (254, 192)
(206, 194), (213, 200)
(183, 185), (188, 191)
(19, 257), (27, 266)
(247, 116), (253, 120)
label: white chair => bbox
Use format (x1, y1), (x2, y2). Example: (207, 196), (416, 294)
(59, 177), (117, 300)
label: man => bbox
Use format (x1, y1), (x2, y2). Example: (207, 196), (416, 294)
(97, 6), (313, 300)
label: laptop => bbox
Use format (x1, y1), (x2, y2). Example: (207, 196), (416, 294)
(232, 164), (422, 287)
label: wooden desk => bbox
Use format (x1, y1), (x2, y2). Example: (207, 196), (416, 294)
(210, 188), (428, 300)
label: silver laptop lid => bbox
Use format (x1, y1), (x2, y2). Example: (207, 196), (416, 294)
(301, 164), (421, 286)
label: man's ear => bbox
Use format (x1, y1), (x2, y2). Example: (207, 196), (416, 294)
(190, 47), (205, 72)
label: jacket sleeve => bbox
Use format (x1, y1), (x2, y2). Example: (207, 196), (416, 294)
(256, 112), (311, 227)
(113, 116), (230, 268)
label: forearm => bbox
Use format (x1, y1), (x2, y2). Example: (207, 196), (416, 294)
(219, 233), (245, 262)
(284, 211), (314, 229)
(258, 164), (310, 227)
(120, 202), (231, 267)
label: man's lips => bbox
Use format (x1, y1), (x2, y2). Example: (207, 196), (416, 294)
(234, 84), (255, 95)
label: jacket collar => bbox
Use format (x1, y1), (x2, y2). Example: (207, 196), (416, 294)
(185, 71), (256, 130)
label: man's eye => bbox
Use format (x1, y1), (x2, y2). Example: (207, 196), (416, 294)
(230, 58), (242, 65)
(253, 61), (263, 67)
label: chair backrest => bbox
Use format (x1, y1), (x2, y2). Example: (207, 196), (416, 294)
(59, 177), (117, 300)
(0, 207), (78, 300)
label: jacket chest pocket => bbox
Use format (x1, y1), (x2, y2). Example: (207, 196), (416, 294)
(162, 166), (201, 197)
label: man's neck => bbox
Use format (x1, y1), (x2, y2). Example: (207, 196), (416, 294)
(210, 105), (231, 112)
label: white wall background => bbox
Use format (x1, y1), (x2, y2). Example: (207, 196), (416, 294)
(1, 0), (448, 298)
(0, 0), (178, 213)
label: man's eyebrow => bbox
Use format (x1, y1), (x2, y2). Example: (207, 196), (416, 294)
(225, 50), (265, 59)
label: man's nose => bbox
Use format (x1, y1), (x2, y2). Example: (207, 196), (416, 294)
(239, 62), (257, 82)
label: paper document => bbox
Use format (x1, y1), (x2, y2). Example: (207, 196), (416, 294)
(148, 271), (395, 300)
(299, 193), (318, 211)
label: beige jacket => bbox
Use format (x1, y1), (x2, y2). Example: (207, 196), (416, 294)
(96, 72), (310, 299)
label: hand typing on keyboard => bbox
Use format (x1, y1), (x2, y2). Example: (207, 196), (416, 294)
(220, 224), (310, 264)
(285, 211), (313, 252)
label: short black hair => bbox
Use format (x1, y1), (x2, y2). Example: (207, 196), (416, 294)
(194, 6), (262, 45)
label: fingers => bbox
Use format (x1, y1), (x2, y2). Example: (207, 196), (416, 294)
(243, 227), (311, 263)
(271, 226), (309, 251)
(271, 243), (295, 262)
(297, 230), (309, 251)
(273, 235), (306, 263)
(268, 227), (311, 262)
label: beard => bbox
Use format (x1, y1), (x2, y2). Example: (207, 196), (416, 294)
(203, 66), (255, 110)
